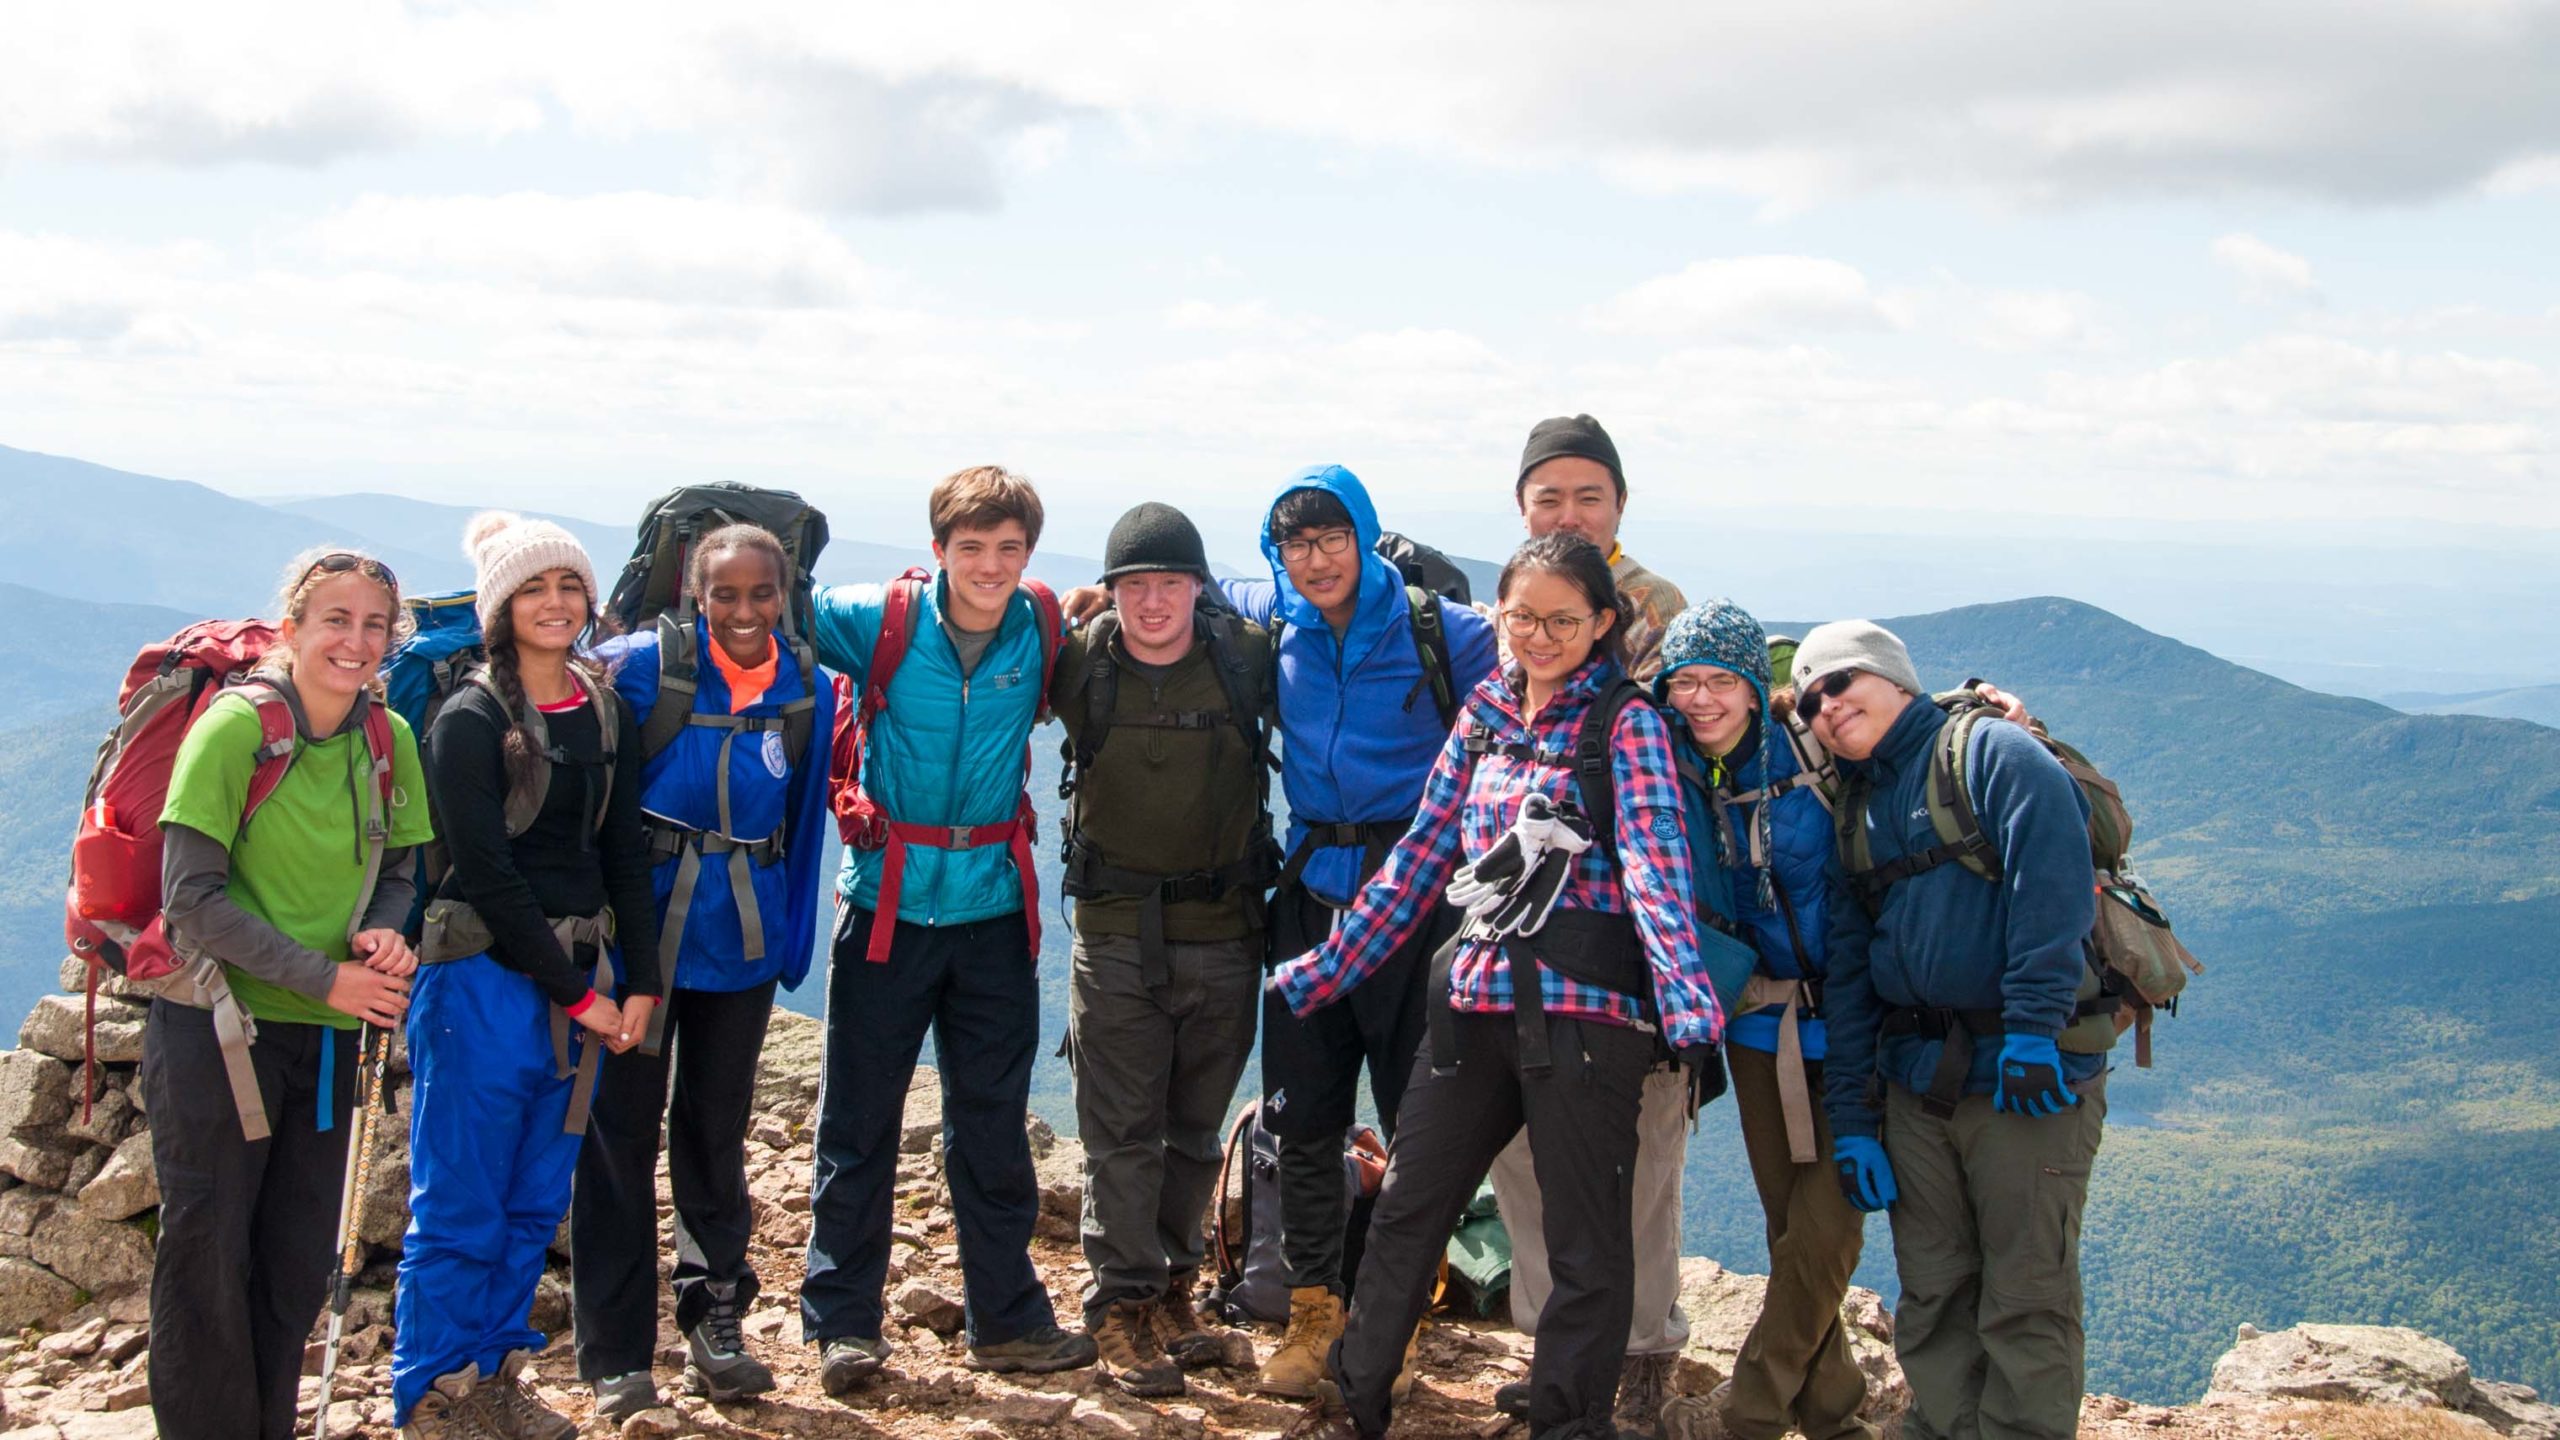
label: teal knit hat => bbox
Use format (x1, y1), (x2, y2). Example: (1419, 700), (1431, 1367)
(1656, 596), (1772, 702)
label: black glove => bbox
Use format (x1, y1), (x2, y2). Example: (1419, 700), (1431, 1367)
(1677, 1043), (1726, 1118)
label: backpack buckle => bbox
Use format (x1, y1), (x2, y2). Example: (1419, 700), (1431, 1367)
(949, 825), (973, 848)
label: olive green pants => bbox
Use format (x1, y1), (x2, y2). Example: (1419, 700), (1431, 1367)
(1883, 1077), (2106, 1440)
(1725, 1046), (1877, 1440)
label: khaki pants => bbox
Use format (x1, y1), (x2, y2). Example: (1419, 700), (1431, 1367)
(1494, 1063), (1692, 1356)
(1884, 1077), (2107, 1440)
(1725, 1045), (1876, 1440)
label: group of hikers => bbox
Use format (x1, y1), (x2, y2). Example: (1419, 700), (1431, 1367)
(115, 411), (2130, 1440)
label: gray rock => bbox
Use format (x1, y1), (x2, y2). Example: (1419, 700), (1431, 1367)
(2469, 1379), (2560, 1440)
(61, 1084), (132, 1148)
(901, 1065), (944, 1155)
(28, 1209), (154, 1294)
(752, 1009), (825, 1130)
(0, 1256), (81, 1330)
(1672, 1257), (1906, 1422)
(0, 1187), (57, 1236)
(893, 1279), (966, 1335)
(0, 1132), (85, 1191)
(0, 1051), (74, 1135)
(58, 956), (138, 1001)
(976, 1389), (1078, 1425)
(75, 1133), (158, 1222)
(64, 1144), (109, 1196)
(2205, 1322), (2474, 1410)
(20, 996), (148, 1066)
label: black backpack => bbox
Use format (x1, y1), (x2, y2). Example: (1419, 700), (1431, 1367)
(1374, 530), (1474, 606)
(1207, 1102), (1385, 1323)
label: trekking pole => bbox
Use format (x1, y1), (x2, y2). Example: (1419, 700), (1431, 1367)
(314, 1024), (392, 1440)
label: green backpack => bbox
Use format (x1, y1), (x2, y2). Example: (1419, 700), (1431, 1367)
(1836, 689), (2203, 1067)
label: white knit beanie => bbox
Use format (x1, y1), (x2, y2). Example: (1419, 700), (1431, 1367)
(464, 511), (599, 632)
(1793, 619), (1925, 698)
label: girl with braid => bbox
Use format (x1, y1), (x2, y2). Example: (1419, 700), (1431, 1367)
(393, 513), (661, 1440)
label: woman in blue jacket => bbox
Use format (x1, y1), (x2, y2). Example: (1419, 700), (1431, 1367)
(1654, 598), (1878, 1440)
(572, 523), (838, 1420)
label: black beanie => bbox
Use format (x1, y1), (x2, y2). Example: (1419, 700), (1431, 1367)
(1516, 413), (1626, 499)
(1100, 502), (1211, 583)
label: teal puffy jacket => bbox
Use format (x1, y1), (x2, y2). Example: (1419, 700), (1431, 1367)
(811, 575), (1054, 926)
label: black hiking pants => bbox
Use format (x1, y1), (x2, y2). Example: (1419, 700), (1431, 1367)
(1260, 884), (1454, 1295)
(144, 1000), (358, 1440)
(572, 980), (778, 1379)
(1330, 1008), (1652, 1437)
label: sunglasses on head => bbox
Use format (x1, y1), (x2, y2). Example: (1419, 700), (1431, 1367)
(300, 551), (398, 592)
(1794, 669), (1858, 723)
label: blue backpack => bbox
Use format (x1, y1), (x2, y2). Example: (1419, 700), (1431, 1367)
(386, 590), (486, 740)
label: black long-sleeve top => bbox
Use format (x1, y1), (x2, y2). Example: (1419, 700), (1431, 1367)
(425, 678), (661, 1006)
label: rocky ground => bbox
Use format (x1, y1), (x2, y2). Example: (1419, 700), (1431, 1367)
(1, 979), (2555, 1439)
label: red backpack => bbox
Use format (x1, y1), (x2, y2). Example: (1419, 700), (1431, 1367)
(825, 568), (1063, 962)
(65, 620), (396, 1139)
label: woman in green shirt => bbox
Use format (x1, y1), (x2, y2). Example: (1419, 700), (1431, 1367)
(151, 547), (434, 1440)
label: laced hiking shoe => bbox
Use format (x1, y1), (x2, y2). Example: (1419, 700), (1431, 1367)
(1281, 1397), (1380, 1440)
(591, 1371), (659, 1424)
(685, 1280), (778, 1400)
(966, 1321), (1100, 1375)
(479, 1350), (576, 1440)
(1255, 1285), (1346, 1399)
(1659, 1381), (1734, 1440)
(1496, 1380), (1532, 1418)
(1152, 1275), (1225, 1371)
(1614, 1351), (1677, 1440)
(399, 1364), (503, 1440)
(819, 1336), (890, 1396)
(1094, 1297), (1187, 1398)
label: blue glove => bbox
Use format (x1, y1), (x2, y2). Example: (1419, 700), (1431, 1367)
(1993, 1034), (2080, 1116)
(1833, 1136), (1896, 1212)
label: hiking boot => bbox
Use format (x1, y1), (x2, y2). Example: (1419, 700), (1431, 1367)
(819, 1336), (890, 1395)
(1152, 1273), (1225, 1371)
(1391, 1323), (1421, 1403)
(966, 1322), (1100, 1374)
(1496, 1380), (1531, 1418)
(1660, 1381), (1734, 1440)
(684, 1280), (777, 1400)
(1281, 1397), (1381, 1440)
(1614, 1351), (1676, 1440)
(1255, 1285), (1345, 1399)
(399, 1365), (503, 1440)
(591, 1371), (659, 1424)
(478, 1350), (576, 1440)
(1093, 1297), (1187, 1398)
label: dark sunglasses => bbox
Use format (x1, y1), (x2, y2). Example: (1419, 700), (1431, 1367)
(1794, 669), (1857, 723)
(300, 551), (398, 592)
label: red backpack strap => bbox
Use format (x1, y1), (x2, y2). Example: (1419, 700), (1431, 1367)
(233, 681), (302, 826)
(1019, 578), (1063, 723)
(863, 567), (932, 723)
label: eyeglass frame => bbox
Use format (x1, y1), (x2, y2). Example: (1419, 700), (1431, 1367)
(1498, 608), (1599, 643)
(1276, 529), (1358, 564)
(1665, 669), (1750, 699)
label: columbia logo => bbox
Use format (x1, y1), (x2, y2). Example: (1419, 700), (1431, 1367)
(1910, 807), (1930, 823)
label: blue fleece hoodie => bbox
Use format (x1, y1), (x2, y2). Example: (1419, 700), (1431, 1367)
(1218, 465), (1500, 906)
(1674, 720), (1834, 1059)
(1820, 696), (2100, 1137)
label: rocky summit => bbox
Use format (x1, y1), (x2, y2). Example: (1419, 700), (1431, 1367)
(1, 966), (2556, 1439)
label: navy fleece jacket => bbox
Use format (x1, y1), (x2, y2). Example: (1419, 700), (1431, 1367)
(1820, 696), (2099, 1137)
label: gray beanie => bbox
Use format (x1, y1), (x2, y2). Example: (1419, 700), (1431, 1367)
(1792, 619), (1924, 698)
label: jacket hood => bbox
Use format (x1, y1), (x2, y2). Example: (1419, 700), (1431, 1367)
(1260, 464), (1398, 632)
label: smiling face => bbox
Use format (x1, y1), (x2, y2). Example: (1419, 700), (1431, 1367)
(1111, 570), (1202, 664)
(507, 567), (590, 659)
(1499, 565), (1614, 692)
(1277, 521), (1361, 626)
(1518, 457), (1625, 557)
(281, 572), (397, 702)
(700, 545), (784, 668)
(934, 518), (1032, 632)
(1806, 668), (1912, 762)
(1666, 665), (1755, 756)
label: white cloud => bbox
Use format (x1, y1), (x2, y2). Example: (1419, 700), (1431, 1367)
(2212, 233), (2321, 304)
(1586, 257), (1906, 338)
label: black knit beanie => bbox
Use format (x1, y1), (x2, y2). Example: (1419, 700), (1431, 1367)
(1100, 502), (1211, 583)
(1516, 413), (1626, 500)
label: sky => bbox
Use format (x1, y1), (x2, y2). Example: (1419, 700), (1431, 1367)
(2, 1), (2557, 587)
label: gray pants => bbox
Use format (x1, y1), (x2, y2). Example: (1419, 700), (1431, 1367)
(1885, 1077), (2107, 1440)
(1068, 932), (1260, 1319)
(1494, 1063), (1694, 1356)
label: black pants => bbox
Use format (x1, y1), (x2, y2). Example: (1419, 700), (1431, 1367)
(571, 980), (778, 1379)
(1332, 1010), (1651, 1437)
(802, 906), (1054, 1347)
(1261, 888), (1453, 1294)
(144, 1000), (359, 1440)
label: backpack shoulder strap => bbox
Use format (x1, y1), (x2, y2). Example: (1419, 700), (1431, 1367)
(1777, 708), (1840, 815)
(1405, 586), (1459, 729)
(465, 666), (553, 837)
(1021, 578), (1064, 724)
(229, 680), (303, 827)
(1068, 614), (1123, 786)
(864, 568), (932, 724)
(588, 669), (621, 837)
(638, 612), (696, 762)
(1202, 609), (1275, 811)
(1927, 703), (2000, 884)
(1574, 675), (1650, 859)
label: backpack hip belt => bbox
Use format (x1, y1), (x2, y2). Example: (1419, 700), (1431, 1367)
(1060, 842), (1273, 993)
(1739, 975), (1821, 1163)
(1427, 908), (1645, 1079)
(1879, 992), (2118, 1119)
(1272, 818), (1412, 902)
(418, 904), (617, 1135)
(864, 804), (1043, 965)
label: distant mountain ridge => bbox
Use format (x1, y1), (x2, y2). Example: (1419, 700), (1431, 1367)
(2384, 683), (2560, 731)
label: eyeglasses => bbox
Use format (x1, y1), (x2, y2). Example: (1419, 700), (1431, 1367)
(1666, 670), (1748, 699)
(299, 552), (398, 593)
(1499, 609), (1595, 642)
(1794, 669), (1858, 722)
(1277, 530), (1357, 564)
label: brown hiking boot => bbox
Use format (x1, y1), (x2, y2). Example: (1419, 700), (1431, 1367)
(1152, 1274), (1224, 1371)
(1614, 1351), (1676, 1439)
(398, 1365), (504, 1440)
(1390, 1322), (1420, 1403)
(1255, 1285), (1345, 1399)
(1093, 1297), (1186, 1398)
(477, 1350), (576, 1440)
(1661, 1380), (1734, 1440)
